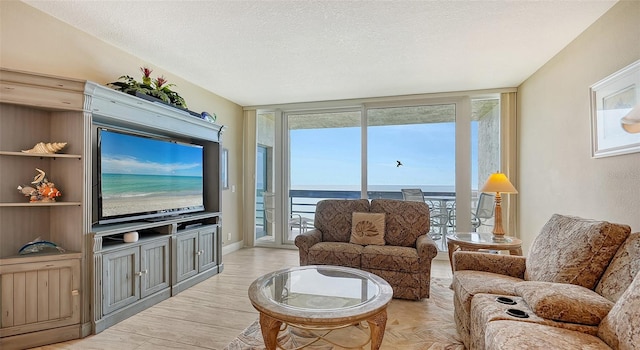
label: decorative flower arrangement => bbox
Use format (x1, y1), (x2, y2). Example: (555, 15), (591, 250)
(109, 67), (188, 108)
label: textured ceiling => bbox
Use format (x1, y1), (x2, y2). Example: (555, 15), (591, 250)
(22, 0), (617, 107)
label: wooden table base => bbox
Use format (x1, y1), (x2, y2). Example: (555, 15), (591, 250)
(258, 309), (388, 350)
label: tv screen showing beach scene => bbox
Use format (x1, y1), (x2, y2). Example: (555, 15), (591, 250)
(98, 129), (204, 223)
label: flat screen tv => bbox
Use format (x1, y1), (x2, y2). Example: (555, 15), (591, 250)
(97, 128), (205, 224)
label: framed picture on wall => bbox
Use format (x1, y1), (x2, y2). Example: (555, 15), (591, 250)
(590, 59), (640, 158)
(222, 148), (229, 190)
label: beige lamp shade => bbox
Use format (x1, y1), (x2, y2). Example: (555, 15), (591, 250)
(480, 173), (518, 194)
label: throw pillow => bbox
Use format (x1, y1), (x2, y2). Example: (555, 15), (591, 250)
(515, 281), (614, 325)
(350, 212), (385, 246)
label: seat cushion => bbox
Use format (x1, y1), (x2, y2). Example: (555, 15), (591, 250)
(361, 245), (419, 273)
(515, 281), (613, 325)
(485, 320), (611, 350)
(307, 242), (363, 268)
(525, 214), (630, 289)
(595, 232), (640, 302)
(453, 290), (599, 350)
(370, 199), (430, 247)
(471, 293), (599, 350)
(314, 199), (370, 243)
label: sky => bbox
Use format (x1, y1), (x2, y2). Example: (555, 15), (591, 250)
(100, 129), (203, 177)
(289, 121), (479, 191)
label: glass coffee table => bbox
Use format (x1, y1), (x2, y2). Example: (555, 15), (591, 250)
(248, 265), (393, 350)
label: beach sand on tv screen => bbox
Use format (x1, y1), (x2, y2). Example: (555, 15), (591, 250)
(103, 194), (203, 218)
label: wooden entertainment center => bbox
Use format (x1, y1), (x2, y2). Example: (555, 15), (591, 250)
(0, 68), (224, 349)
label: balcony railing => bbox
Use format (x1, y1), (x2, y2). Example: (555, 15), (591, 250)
(256, 189), (457, 241)
(288, 189), (455, 217)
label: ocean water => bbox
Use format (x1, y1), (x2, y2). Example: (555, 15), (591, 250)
(101, 173), (203, 198)
(272, 184), (461, 217)
(287, 184), (458, 202)
(291, 184), (457, 192)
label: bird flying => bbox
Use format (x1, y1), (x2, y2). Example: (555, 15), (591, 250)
(396, 160), (403, 167)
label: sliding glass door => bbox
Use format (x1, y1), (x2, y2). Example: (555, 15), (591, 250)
(366, 103), (456, 250)
(255, 111), (277, 244)
(255, 145), (270, 241)
(252, 94), (505, 250)
(287, 109), (362, 244)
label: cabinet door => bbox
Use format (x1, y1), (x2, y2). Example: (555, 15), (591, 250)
(198, 227), (218, 272)
(102, 247), (139, 315)
(175, 231), (198, 283)
(0, 258), (80, 337)
(140, 239), (170, 299)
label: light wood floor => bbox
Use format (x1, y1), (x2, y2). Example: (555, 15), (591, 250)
(36, 248), (453, 350)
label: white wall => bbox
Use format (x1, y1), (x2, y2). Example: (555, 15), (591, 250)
(0, 1), (245, 247)
(518, 0), (640, 252)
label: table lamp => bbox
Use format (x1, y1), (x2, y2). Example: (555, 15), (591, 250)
(480, 172), (518, 242)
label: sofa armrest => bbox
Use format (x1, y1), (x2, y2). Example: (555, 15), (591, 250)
(416, 234), (438, 262)
(452, 251), (526, 279)
(294, 229), (323, 265)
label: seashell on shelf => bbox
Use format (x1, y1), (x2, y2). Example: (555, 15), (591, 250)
(21, 142), (67, 154)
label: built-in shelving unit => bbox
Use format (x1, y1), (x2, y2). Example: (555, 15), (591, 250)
(0, 68), (224, 349)
(0, 68), (88, 350)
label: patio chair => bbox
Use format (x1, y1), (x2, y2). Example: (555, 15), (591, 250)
(401, 188), (425, 202)
(471, 192), (495, 230)
(263, 192), (310, 237)
(447, 192), (495, 232)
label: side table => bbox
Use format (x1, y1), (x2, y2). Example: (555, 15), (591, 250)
(446, 232), (523, 271)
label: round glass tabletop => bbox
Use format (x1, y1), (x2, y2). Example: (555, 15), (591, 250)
(259, 265), (381, 311)
(448, 232), (514, 244)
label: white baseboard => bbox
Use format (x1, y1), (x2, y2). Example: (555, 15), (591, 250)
(222, 240), (244, 255)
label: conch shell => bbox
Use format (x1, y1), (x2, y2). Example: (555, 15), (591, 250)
(22, 142), (67, 154)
